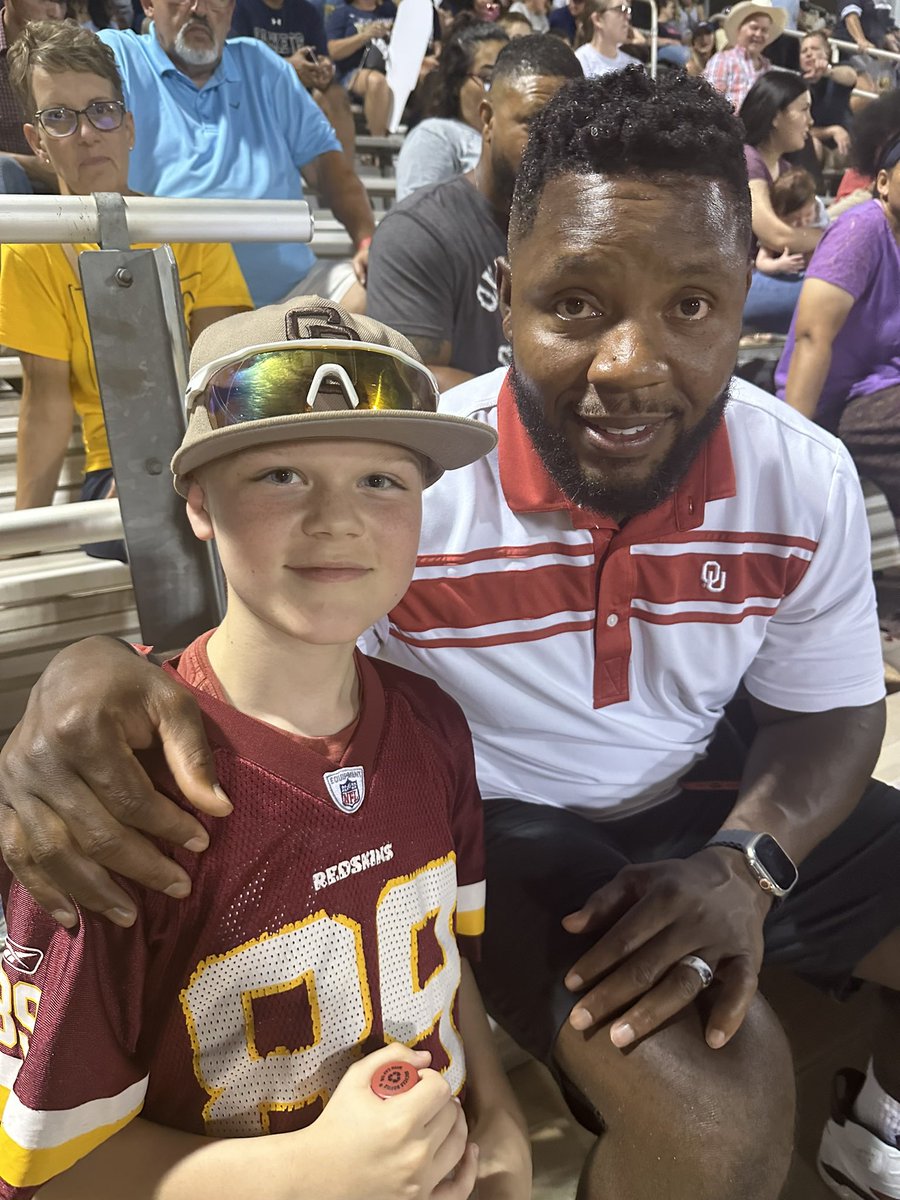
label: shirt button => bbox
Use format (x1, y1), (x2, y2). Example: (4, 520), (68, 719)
(606, 614), (619, 628)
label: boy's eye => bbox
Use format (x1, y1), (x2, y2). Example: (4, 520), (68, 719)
(362, 473), (400, 490)
(261, 468), (302, 485)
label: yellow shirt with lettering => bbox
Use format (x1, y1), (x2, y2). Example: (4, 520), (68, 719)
(0, 241), (251, 473)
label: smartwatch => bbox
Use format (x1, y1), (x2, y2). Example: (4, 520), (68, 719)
(704, 830), (798, 899)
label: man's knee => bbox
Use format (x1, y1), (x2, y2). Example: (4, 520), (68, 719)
(555, 994), (795, 1199)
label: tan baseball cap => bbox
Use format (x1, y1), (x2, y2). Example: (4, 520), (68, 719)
(171, 297), (498, 496)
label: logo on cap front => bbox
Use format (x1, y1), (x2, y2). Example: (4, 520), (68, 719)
(324, 766), (366, 814)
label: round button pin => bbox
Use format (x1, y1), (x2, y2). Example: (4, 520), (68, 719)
(371, 1061), (420, 1099)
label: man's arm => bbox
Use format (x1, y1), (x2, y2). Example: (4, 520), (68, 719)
(844, 10), (875, 47)
(14, 353), (76, 510)
(405, 334), (474, 393)
(309, 150), (376, 281)
(783, 278), (855, 419)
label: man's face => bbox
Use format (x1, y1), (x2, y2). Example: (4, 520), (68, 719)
(594, 1), (631, 43)
(799, 36), (829, 79)
(4, 0), (65, 29)
(736, 14), (772, 53)
(567, 0), (585, 18)
(482, 73), (569, 215)
(500, 173), (751, 521)
(186, 439), (424, 647)
(143, 0), (235, 71)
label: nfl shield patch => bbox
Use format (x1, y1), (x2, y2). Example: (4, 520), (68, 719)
(323, 766), (366, 814)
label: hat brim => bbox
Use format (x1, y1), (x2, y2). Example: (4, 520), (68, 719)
(171, 408), (498, 496)
(723, 2), (787, 47)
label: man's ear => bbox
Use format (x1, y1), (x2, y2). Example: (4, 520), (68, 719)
(497, 256), (513, 344)
(140, 0), (154, 19)
(184, 479), (215, 542)
(480, 96), (494, 141)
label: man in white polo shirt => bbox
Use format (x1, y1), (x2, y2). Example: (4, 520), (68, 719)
(1, 70), (899, 1200)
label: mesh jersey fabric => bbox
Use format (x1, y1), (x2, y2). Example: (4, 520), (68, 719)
(0, 640), (485, 1198)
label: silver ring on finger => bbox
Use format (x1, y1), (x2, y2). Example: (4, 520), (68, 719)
(678, 954), (714, 989)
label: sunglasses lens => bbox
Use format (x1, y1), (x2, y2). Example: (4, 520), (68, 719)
(201, 346), (439, 429)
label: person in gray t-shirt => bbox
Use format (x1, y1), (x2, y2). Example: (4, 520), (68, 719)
(368, 33), (582, 391)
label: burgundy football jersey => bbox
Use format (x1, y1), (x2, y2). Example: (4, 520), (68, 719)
(0, 635), (485, 1197)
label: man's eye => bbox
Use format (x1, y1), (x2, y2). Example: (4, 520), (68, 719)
(676, 297), (711, 321)
(554, 298), (599, 320)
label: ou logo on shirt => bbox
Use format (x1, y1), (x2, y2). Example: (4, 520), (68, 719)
(701, 560), (727, 593)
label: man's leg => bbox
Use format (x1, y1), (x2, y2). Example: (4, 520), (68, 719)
(475, 797), (795, 1200)
(555, 997), (794, 1200)
(313, 82), (356, 163)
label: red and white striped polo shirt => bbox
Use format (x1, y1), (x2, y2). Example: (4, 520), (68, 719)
(371, 368), (885, 819)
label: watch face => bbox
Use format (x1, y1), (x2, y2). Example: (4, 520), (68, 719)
(753, 835), (798, 890)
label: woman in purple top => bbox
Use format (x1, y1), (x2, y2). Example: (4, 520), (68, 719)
(739, 70), (822, 332)
(777, 132), (900, 516)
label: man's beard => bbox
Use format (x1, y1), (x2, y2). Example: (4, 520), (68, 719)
(174, 20), (221, 66)
(510, 364), (731, 523)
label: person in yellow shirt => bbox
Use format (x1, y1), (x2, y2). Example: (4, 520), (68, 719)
(0, 19), (252, 558)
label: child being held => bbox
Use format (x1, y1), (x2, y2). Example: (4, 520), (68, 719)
(0, 300), (532, 1200)
(756, 167), (830, 276)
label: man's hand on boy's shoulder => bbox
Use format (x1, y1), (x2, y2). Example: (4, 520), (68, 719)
(0, 635), (232, 929)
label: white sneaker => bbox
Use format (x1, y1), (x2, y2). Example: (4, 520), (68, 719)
(819, 1070), (900, 1199)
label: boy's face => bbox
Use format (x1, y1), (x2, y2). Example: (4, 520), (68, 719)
(186, 438), (424, 646)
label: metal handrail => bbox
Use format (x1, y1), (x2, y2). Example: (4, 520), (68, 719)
(0, 196), (314, 245)
(0, 499), (123, 558)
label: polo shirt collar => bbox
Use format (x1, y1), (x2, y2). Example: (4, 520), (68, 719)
(496, 369), (736, 534)
(146, 22), (240, 87)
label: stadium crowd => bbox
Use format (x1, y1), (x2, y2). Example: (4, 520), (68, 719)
(1, 0), (900, 1195)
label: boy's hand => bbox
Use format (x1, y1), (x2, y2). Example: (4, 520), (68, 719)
(309, 1046), (478, 1199)
(0, 636), (229, 929)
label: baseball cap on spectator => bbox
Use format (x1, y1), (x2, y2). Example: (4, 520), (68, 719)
(722, 0), (787, 45)
(172, 298), (498, 494)
(691, 20), (716, 37)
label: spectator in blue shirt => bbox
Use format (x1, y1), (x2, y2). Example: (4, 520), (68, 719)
(230, 0), (355, 159)
(548, 0), (583, 43)
(326, 0), (395, 135)
(97, 0), (375, 308)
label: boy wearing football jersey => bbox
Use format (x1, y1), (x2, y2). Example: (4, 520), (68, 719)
(0, 300), (531, 1200)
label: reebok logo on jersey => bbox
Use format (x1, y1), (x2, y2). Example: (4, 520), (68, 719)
(312, 842), (393, 891)
(323, 765), (366, 814)
(3, 937), (44, 975)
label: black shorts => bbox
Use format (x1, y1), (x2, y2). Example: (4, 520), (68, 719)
(473, 780), (900, 1068)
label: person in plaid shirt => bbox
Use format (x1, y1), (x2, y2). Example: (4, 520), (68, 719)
(704, 0), (785, 111)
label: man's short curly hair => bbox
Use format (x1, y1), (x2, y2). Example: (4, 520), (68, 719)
(509, 67), (751, 249)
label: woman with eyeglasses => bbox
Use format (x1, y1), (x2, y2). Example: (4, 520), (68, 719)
(0, 20), (251, 558)
(395, 19), (508, 203)
(575, 0), (642, 76)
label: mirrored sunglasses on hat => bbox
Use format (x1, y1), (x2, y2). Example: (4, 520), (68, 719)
(185, 340), (441, 425)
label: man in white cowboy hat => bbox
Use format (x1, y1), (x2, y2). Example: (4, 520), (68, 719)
(704, 0), (787, 111)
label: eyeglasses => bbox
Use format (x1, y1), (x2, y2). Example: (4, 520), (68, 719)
(603, 4), (631, 13)
(168, 0), (233, 9)
(34, 100), (126, 139)
(466, 71), (493, 89)
(186, 341), (441, 426)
